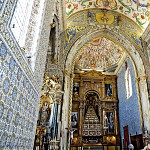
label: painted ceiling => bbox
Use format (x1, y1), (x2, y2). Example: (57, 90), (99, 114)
(75, 37), (125, 71)
(65, 1), (147, 73)
(65, 0), (150, 30)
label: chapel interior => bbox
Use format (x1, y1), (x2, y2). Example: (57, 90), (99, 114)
(0, 0), (150, 150)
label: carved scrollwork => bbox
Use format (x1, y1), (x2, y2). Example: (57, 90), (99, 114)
(41, 74), (62, 96)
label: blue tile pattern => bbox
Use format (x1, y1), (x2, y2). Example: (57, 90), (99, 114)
(0, 0), (40, 93)
(117, 58), (142, 139)
(0, 0), (4, 12)
(0, 40), (39, 149)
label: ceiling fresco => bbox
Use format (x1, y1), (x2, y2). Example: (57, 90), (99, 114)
(65, 0), (150, 30)
(74, 37), (125, 71)
(65, 9), (143, 50)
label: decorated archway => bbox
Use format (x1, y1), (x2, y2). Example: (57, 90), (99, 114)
(62, 29), (149, 149)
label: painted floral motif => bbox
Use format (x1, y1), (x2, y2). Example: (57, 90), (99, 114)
(0, 100), (4, 118)
(65, 0), (150, 29)
(24, 99), (28, 110)
(0, 43), (7, 60)
(14, 112), (20, 126)
(19, 94), (23, 105)
(75, 37), (124, 70)
(9, 57), (15, 71)
(3, 77), (10, 94)
(12, 86), (17, 100)
(17, 68), (22, 81)
(0, 131), (8, 148)
(23, 78), (27, 86)
(9, 133), (15, 148)
(65, 10), (143, 50)
(6, 107), (13, 123)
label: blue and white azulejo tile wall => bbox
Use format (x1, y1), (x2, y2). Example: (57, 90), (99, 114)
(0, 36), (39, 149)
(117, 58), (142, 139)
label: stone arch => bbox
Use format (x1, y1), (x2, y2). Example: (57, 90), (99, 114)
(62, 29), (150, 148)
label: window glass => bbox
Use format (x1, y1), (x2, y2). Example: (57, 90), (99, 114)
(125, 67), (132, 99)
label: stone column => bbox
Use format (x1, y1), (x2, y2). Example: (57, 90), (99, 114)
(102, 78), (105, 98)
(99, 101), (102, 125)
(138, 76), (150, 132)
(51, 99), (58, 138)
(114, 110), (118, 135)
(113, 80), (117, 98)
(78, 100), (84, 144)
(61, 70), (72, 150)
(56, 90), (63, 142)
(77, 79), (84, 145)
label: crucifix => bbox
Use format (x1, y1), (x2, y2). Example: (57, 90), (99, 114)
(65, 128), (77, 144)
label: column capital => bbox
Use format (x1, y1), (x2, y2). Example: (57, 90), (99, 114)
(140, 75), (148, 80)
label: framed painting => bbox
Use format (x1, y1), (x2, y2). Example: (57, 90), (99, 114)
(105, 84), (112, 96)
(73, 83), (79, 97)
(104, 111), (115, 133)
(71, 112), (78, 128)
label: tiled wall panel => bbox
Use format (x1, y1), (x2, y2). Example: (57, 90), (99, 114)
(117, 58), (142, 139)
(0, 39), (39, 149)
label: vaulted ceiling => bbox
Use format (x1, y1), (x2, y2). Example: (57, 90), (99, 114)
(75, 37), (124, 72)
(65, 0), (150, 73)
(65, 0), (150, 30)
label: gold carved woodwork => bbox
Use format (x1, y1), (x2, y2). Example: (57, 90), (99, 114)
(80, 70), (105, 79)
(40, 95), (53, 108)
(64, 69), (70, 77)
(71, 70), (119, 146)
(41, 74), (62, 96)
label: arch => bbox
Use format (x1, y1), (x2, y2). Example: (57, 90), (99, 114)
(62, 29), (150, 148)
(85, 90), (101, 99)
(84, 90), (100, 118)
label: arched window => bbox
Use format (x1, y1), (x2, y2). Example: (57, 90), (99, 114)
(10, 0), (34, 47)
(125, 62), (132, 99)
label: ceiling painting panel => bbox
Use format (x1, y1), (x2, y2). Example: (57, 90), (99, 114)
(65, 0), (150, 30)
(65, 9), (142, 49)
(75, 37), (125, 71)
(65, 25), (85, 47)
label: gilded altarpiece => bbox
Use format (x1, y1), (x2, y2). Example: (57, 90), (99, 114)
(34, 74), (63, 150)
(71, 70), (120, 148)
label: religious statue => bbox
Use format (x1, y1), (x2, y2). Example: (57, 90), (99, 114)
(104, 114), (109, 129)
(40, 102), (50, 126)
(108, 112), (114, 132)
